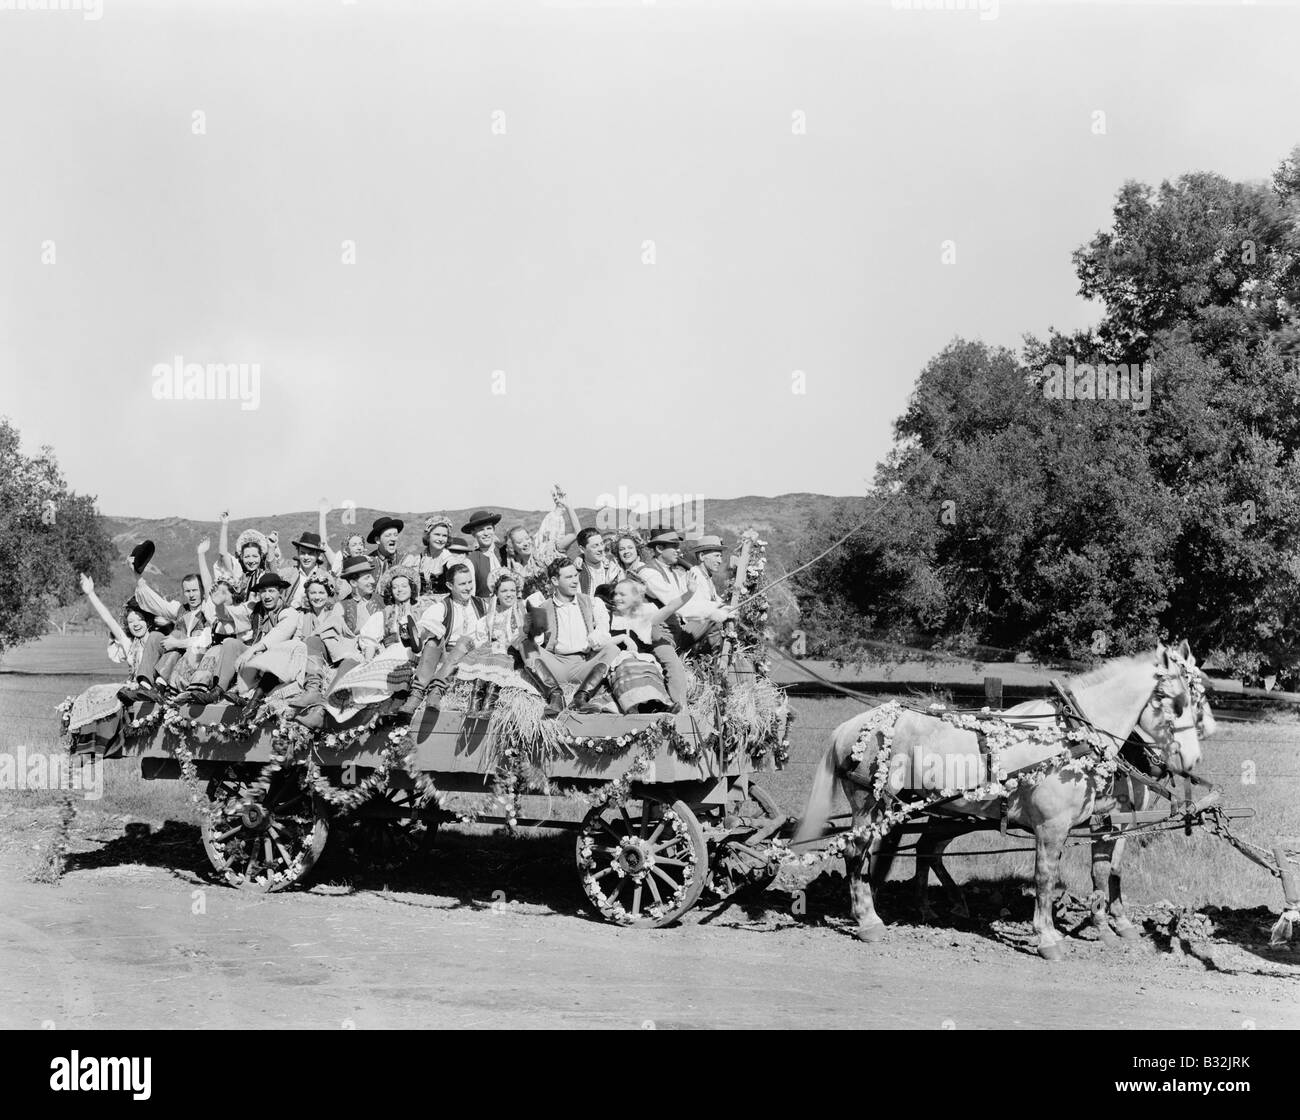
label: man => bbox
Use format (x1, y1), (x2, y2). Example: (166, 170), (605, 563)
(128, 569), (213, 693)
(336, 556), (381, 646)
(519, 557), (621, 714)
(400, 562), (492, 714)
(278, 530), (331, 609)
(366, 515), (405, 581)
(636, 530), (690, 608)
(461, 510), (503, 596)
(679, 535), (735, 652)
(575, 527), (622, 597)
(179, 573), (300, 711)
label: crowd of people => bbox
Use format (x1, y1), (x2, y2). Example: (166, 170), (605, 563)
(71, 492), (740, 734)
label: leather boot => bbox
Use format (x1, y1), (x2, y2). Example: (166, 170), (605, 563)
(398, 682), (428, 717)
(424, 680), (448, 713)
(479, 684), (500, 713)
(520, 661), (565, 718)
(571, 662), (611, 714)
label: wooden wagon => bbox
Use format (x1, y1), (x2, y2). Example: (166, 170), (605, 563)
(111, 695), (789, 928)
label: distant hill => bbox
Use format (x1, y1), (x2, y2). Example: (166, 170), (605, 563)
(98, 494), (855, 601)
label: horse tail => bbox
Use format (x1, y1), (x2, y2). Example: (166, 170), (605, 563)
(793, 727), (843, 844)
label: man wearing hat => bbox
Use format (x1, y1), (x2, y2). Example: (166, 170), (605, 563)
(461, 509), (503, 596)
(179, 572), (302, 709)
(637, 530), (690, 608)
(278, 530), (332, 610)
(679, 535), (734, 651)
(366, 515), (406, 581)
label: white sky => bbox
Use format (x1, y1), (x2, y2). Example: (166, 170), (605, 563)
(2, 0), (1298, 518)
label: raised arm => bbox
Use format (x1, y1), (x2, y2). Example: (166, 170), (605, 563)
(650, 590), (692, 628)
(318, 502), (340, 570)
(196, 537), (213, 597)
(217, 510), (233, 570)
(80, 573), (130, 652)
(132, 576), (180, 622)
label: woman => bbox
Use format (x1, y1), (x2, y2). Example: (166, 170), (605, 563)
(326, 565), (422, 709)
(615, 533), (647, 581)
(66, 574), (159, 737)
(216, 513), (272, 605)
(326, 532), (369, 578)
(606, 579), (690, 714)
(417, 516), (455, 597)
(455, 572), (533, 706)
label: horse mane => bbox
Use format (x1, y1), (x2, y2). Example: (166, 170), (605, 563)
(1065, 651), (1155, 691)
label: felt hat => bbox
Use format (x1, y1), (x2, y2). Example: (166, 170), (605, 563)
(129, 540), (155, 576)
(461, 510), (502, 533)
(367, 516), (405, 544)
(340, 556), (375, 581)
(234, 528), (270, 556)
(689, 535), (724, 555)
(446, 534), (476, 553)
(377, 563), (420, 601)
(647, 530), (683, 548)
(292, 530), (326, 553)
(253, 572), (290, 592)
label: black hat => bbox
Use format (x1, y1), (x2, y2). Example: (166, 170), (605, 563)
(461, 509), (502, 533)
(292, 530), (326, 553)
(129, 541), (155, 576)
(367, 516), (405, 544)
(253, 573), (290, 592)
(647, 530), (683, 548)
(340, 556), (375, 580)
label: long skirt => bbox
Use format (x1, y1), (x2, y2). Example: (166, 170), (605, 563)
(609, 654), (672, 714)
(326, 647), (413, 709)
(240, 640), (309, 690)
(456, 646), (532, 692)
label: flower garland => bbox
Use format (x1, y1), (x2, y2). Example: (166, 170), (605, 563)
(490, 739), (524, 832)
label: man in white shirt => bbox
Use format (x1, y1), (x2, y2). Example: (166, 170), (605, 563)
(400, 563), (491, 714)
(679, 535), (734, 651)
(519, 557), (621, 713)
(129, 568), (213, 692)
(277, 530), (332, 609)
(576, 527), (622, 596)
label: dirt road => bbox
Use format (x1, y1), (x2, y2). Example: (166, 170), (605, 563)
(2, 810), (1295, 1030)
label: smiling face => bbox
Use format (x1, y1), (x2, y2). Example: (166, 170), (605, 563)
(346, 534), (367, 557)
(698, 549), (722, 574)
(509, 527), (532, 558)
(351, 572), (376, 599)
(124, 609), (150, 639)
(495, 578), (518, 609)
(612, 579), (642, 615)
(306, 582), (330, 611)
(429, 525), (449, 552)
(378, 528), (399, 557)
(655, 544), (680, 567)
(259, 586), (283, 611)
(616, 538), (639, 567)
(297, 548), (321, 573)
(449, 565), (474, 603)
(552, 562), (580, 599)
(240, 544), (263, 572)
(475, 525), (496, 551)
(583, 536), (605, 566)
(389, 575), (413, 604)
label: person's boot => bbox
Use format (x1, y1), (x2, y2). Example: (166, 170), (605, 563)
(424, 681), (448, 713)
(571, 663), (611, 714)
(480, 683), (500, 713)
(398, 682), (429, 717)
(296, 707), (327, 731)
(466, 679), (485, 715)
(520, 661), (565, 718)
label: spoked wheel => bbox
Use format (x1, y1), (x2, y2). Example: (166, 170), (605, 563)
(336, 784), (440, 871)
(201, 764), (328, 891)
(705, 782), (785, 901)
(576, 795), (707, 928)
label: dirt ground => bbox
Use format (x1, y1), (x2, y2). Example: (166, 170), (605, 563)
(2, 805), (1297, 1030)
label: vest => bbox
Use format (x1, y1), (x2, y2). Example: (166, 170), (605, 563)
(643, 559), (685, 605)
(340, 595), (380, 634)
(540, 594), (596, 652)
(440, 596), (488, 644)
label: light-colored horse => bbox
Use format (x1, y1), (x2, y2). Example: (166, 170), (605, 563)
(795, 642), (1209, 959)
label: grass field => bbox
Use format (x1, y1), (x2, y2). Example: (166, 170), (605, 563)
(2, 636), (1297, 913)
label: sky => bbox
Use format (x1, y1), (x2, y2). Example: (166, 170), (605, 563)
(1, 0), (1298, 520)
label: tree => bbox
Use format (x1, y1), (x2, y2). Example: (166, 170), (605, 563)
(0, 417), (116, 655)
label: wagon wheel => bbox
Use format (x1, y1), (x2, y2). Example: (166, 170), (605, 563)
(336, 785), (440, 872)
(201, 764), (328, 892)
(576, 795), (707, 928)
(705, 783), (784, 901)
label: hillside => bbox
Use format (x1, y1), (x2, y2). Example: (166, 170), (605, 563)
(97, 494), (855, 601)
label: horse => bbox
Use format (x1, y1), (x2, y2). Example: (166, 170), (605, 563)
(794, 641), (1209, 960)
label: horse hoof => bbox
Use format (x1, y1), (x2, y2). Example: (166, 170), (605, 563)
(854, 922), (888, 943)
(1037, 942), (1065, 962)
